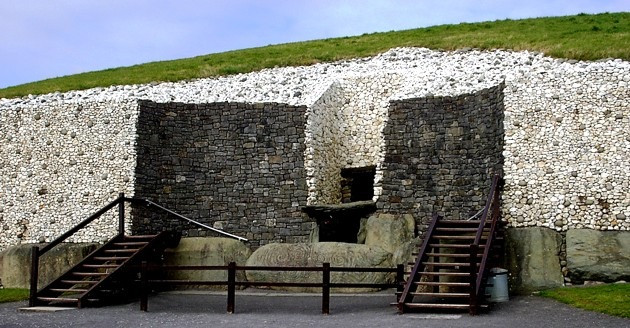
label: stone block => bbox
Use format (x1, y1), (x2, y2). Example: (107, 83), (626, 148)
(163, 237), (252, 289)
(566, 229), (630, 283)
(364, 213), (414, 254)
(1, 243), (99, 288)
(246, 242), (393, 292)
(506, 227), (563, 294)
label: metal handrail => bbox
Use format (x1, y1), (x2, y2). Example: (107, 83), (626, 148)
(29, 193), (247, 306)
(469, 173), (503, 313)
(129, 198), (248, 242)
(397, 213), (440, 312)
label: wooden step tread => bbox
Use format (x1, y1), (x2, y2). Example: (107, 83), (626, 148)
(416, 272), (471, 277)
(37, 297), (79, 303)
(92, 256), (130, 261)
(415, 281), (470, 287)
(429, 244), (486, 248)
(113, 242), (149, 246)
(48, 288), (88, 293)
(82, 264), (120, 269)
(432, 235), (485, 240)
(435, 227), (484, 232)
(426, 253), (482, 258)
(403, 303), (470, 309)
(395, 291), (470, 297)
(123, 235), (158, 239)
(103, 249), (139, 253)
(60, 280), (99, 284)
(440, 220), (482, 224)
(422, 262), (478, 267)
(72, 272), (109, 276)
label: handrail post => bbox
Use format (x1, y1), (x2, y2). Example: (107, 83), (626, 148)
(118, 192), (125, 235)
(140, 260), (148, 311)
(396, 264), (405, 296)
(227, 262), (236, 314)
(29, 246), (40, 307)
(322, 262), (330, 315)
(469, 244), (479, 315)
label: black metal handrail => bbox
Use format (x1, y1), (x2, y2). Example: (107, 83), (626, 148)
(396, 213), (440, 313)
(128, 198), (248, 242)
(29, 193), (247, 306)
(469, 173), (502, 314)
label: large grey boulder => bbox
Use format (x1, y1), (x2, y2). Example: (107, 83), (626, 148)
(246, 242), (393, 292)
(364, 213), (414, 253)
(163, 237), (252, 289)
(0, 243), (99, 288)
(506, 227), (563, 294)
(566, 229), (630, 283)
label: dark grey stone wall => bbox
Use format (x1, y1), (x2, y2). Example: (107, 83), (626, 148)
(378, 85), (505, 236)
(133, 101), (311, 247)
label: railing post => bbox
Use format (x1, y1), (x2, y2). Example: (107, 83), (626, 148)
(29, 246), (40, 307)
(396, 264), (405, 297)
(118, 192), (125, 235)
(322, 262), (330, 315)
(227, 262), (236, 314)
(469, 244), (479, 315)
(140, 260), (148, 311)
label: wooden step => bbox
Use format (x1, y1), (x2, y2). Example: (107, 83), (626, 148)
(37, 297), (79, 303)
(92, 256), (131, 261)
(440, 220), (482, 225)
(48, 288), (88, 293)
(429, 244), (485, 249)
(403, 303), (470, 309)
(422, 262), (478, 267)
(416, 271), (470, 277)
(103, 249), (139, 253)
(72, 272), (109, 277)
(426, 253), (482, 258)
(396, 291), (470, 298)
(432, 235), (485, 240)
(435, 227), (483, 232)
(415, 281), (470, 287)
(123, 235), (158, 239)
(113, 242), (149, 246)
(60, 280), (99, 285)
(82, 264), (120, 269)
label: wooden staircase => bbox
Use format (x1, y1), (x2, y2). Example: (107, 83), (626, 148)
(32, 232), (175, 308)
(396, 174), (503, 315)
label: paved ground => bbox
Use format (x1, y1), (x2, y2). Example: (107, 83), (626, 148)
(0, 290), (628, 328)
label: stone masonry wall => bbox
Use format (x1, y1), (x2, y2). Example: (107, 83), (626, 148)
(0, 99), (137, 251)
(133, 101), (311, 247)
(379, 85), (505, 235)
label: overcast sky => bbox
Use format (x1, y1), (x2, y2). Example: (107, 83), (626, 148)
(0, 0), (627, 89)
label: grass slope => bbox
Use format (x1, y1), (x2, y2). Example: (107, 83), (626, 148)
(1, 12), (628, 99)
(539, 284), (630, 318)
(0, 288), (29, 303)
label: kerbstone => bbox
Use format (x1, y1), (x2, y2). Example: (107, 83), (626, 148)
(566, 229), (630, 283)
(506, 227), (563, 294)
(246, 242), (393, 292)
(1, 243), (99, 288)
(163, 237), (252, 289)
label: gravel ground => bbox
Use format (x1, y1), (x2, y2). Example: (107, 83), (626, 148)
(0, 291), (628, 328)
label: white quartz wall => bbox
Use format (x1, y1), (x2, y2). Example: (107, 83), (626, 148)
(502, 59), (630, 231)
(0, 100), (138, 250)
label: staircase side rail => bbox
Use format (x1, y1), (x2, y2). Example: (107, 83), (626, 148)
(30, 193), (126, 306)
(475, 183), (502, 296)
(397, 213), (440, 312)
(472, 174), (501, 247)
(129, 198), (248, 242)
(39, 195), (124, 255)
